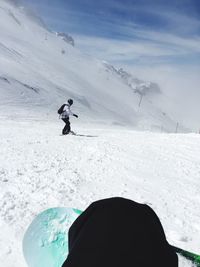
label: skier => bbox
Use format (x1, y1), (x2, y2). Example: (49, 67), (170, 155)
(58, 99), (78, 135)
(62, 197), (178, 267)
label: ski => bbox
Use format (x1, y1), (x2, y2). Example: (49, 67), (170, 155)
(171, 245), (200, 266)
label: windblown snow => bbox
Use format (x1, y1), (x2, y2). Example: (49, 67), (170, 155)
(0, 1), (199, 267)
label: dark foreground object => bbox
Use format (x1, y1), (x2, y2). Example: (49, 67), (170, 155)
(62, 197), (178, 267)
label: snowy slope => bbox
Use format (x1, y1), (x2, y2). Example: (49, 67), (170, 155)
(0, 0), (186, 132)
(0, 120), (199, 267)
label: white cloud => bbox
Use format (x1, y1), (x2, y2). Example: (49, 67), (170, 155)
(74, 30), (200, 63)
(132, 29), (200, 53)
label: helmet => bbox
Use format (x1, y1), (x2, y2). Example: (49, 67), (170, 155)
(68, 99), (73, 105)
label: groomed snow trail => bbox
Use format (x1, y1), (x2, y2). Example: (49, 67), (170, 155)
(0, 119), (199, 267)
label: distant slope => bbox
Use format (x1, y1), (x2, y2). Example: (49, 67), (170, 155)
(0, 0), (188, 132)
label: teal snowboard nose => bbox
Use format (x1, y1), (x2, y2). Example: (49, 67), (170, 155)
(23, 207), (82, 267)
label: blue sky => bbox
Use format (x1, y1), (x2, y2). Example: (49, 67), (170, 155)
(21, 0), (200, 118)
(22, 0), (200, 36)
(21, 0), (200, 66)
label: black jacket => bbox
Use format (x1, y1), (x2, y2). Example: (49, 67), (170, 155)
(62, 197), (178, 267)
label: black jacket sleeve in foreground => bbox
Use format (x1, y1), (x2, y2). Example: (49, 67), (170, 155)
(62, 197), (178, 267)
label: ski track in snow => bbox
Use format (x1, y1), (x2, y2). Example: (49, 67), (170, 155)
(0, 119), (199, 267)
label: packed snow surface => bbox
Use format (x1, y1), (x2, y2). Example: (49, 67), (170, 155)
(0, 119), (199, 267)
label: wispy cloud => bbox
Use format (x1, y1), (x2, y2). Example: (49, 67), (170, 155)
(74, 28), (200, 65)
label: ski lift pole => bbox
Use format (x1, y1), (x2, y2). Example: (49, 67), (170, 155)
(138, 94), (143, 108)
(175, 122), (179, 133)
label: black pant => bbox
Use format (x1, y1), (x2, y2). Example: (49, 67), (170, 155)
(62, 118), (71, 135)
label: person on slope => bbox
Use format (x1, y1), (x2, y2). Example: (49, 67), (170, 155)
(62, 197), (178, 267)
(59, 99), (78, 135)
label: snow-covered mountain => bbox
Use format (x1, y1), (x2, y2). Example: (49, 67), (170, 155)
(0, 0), (187, 132)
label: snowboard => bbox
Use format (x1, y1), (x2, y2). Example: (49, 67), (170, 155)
(23, 208), (82, 267)
(23, 207), (200, 267)
(69, 131), (76, 135)
(60, 131), (76, 136)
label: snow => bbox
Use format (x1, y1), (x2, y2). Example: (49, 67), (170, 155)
(0, 1), (199, 267)
(0, 119), (200, 267)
